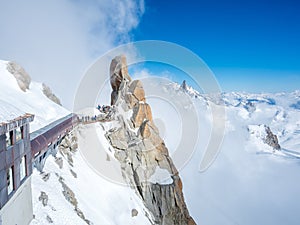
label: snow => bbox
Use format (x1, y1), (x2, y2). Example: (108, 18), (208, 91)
(1, 60), (151, 225)
(0, 99), (26, 122)
(148, 167), (173, 185)
(247, 124), (274, 153)
(31, 128), (151, 224)
(3, 57), (300, 225)
(0, 60), (69, 131)
(152, 81), (300, 225)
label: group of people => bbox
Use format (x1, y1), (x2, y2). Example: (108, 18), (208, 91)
(80, 115), (97, 123)
(97, 104), (111, 113)
(78, 104), (115, 123)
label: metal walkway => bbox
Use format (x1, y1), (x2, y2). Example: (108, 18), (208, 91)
(30, 113), (78, 171)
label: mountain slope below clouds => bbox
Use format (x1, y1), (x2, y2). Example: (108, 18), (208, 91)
(146, 81), (300, 225)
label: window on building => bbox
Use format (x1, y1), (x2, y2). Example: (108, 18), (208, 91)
(6, 131), (13, 147)
(7, 167), (14, 195)
(21, 126), (25, 139)
(16, 127), (23, 142)
(20, 156), (27, 181)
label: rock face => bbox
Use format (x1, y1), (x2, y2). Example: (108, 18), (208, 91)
(59, 130), (78, 167)
(181, 80), (187, 91)
(7, 61), (31, 92)
(248, 124), (281, 151)
(264, 125), (281, 150)
(110, 55), (132, 105)
(42, 83), (62, 106)
(106, 55), (196, 225)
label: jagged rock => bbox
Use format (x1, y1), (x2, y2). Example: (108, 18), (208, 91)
(248, 124), (281, 151)
(114, 149), (128, 162)
(139, 121), (163, 149)
(110, 55), (132, 105)
(264, 126), (281, 150)
(111, 91), (119, 106)
(59, 131), (78, 167)
(139, 120), (158, 138)
(55, 157), (63, 169)
(6, 61), (31, 92)
(75, 207), (92, 225)
(124, 80), (145, 108)
(131, 103), (153, 128)
(106, 127), (128, 150)
(59, 176), (91, 224)
(181, 80), (187, 91)
(42, 83), (62, 106)
(46, 215), (53, 223)
(38, 191), (48, 207)
(59, 176), (78, 207)
(70, 169), (77, 178)
(142, 177), (194, 225)
(105, 55), (196, 225)
(129, 80), (146, 101)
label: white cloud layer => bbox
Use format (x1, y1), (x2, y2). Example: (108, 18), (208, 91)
(0, 0), (144, 109)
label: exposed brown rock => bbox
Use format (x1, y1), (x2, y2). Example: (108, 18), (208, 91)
(139, 121), (163, 151)
(124, 80), (146, 108)
(105, 55), (196, 225)
(131, 103), (153, 128)
(129, 80), (146, 102)
(125, 93), (139, 109)
(139, 120), (158, 138)
(111, 90), (119, 106)
(110, 55), (132, 105)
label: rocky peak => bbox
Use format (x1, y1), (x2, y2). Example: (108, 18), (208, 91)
(110, 55), (132, 105)
(181, 80), (187, 91)
(264, 125), (281, 150)
(248, 124), (281, 151)
(106, 55), (196, 225)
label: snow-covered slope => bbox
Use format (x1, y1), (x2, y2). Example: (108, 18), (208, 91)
(2, 58), (300, 225)
(144, 81), (300, 225)
(1, 60), (150, 225)
(30, 125), (150, 225)
(0, 60), (69, 131)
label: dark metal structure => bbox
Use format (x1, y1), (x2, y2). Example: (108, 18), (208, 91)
(30, 113), (78, 171)
(0, 114), (34, 209)
(0, 113), (78, 209)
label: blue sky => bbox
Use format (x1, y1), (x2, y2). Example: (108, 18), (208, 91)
(131, 0), (300, 92)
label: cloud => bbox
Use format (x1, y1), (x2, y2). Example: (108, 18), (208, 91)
(0, 0), (145, 109)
